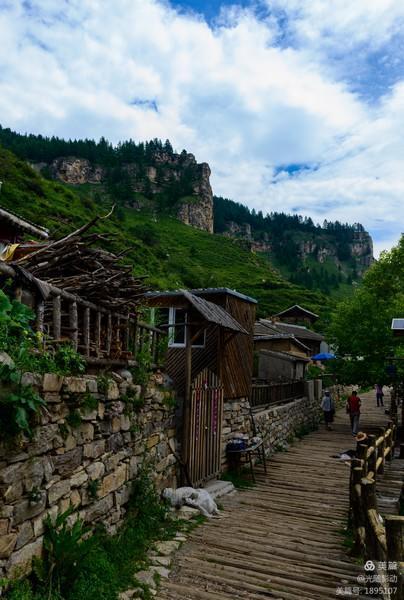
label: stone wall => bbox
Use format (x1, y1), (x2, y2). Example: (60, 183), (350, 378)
(253, 381), (322, 453)
(0, 372), (177, 578)
(222, 397), (252, 467)
(221, 381), (324, 461)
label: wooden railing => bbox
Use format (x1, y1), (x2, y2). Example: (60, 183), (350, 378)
(250, 380), (305, 408)
(0, 262), (164, 366)
(349, 423), (404, 598)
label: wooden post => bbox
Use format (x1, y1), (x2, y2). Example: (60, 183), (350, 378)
(69, 301), (78, 351)
(14, 286), (22, 302)
(368, 435), (377, 480)
(83, 307), (90, 357)
(378, 427), (386, 475)
(53, 295), (61, 340)
(95, 312), (101, 357)
(399, 443), (404, 459)
(36, 299), (45, 334)
(182, 322), (192, 485)
(357, 443), (368, 475)
(351, 466), (366, 555)
(385, 516), (404, 600)
(106, 313), (112, 356)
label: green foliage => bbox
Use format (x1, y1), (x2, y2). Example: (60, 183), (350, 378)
(52, 345), (85, 376)
(87, 479), (100, 500)
(81, 392), (98, 413)
(0, 363), (44, 437)
(65, 410), (82, 429)
(328, 236), (404, 386)
(162, 391), (176, 409)
(96, 374), (111, 395)
(34, 508), (94, 597)
(305, 365), (323, 380)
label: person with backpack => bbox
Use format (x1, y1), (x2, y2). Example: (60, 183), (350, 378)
(346, 390), (361, 435)
(321, 390), (335, 431)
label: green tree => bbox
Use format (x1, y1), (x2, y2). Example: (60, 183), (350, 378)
(328, 236), (404, 385)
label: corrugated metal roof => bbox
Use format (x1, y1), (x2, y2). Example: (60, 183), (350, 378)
(182, 290), (248, 334)
(259, 319), (324, 341)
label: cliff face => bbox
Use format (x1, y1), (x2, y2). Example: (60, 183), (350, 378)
(47, 152), (214, 233)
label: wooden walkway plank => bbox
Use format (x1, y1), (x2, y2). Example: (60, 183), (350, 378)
(158, 391), (404, 599)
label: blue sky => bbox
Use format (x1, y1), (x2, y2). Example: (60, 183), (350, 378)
(0, 0), (404, 255)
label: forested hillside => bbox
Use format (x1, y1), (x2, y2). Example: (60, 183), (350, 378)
(0, 144), (330, 319)
(214, 196), (373, 294)
(0, 124), (374, 305)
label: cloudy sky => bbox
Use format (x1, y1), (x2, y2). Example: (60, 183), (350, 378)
(1, 0), (404, 255)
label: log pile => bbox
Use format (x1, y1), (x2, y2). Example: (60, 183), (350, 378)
(13, 215), (148, 312)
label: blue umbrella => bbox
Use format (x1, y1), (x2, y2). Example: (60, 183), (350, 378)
(312, 352), (336, 360)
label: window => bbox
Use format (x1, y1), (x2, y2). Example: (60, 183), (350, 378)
(168, 307), (206, 348)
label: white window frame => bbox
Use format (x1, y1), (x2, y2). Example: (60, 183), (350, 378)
(168, 307), (206, 348)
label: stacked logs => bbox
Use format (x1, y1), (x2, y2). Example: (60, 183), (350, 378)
(13, 216), (148, 312)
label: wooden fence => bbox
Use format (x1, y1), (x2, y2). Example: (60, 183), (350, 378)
(349, 423), (404, 598)
(250, 380), (305, 408)
(0, 262), (164, 367)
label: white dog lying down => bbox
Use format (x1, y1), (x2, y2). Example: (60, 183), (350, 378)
(162, 487), (219, 518)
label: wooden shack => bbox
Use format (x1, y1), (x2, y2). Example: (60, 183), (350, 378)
(146, 288), (257, 486)
(147, 288), (256, 400)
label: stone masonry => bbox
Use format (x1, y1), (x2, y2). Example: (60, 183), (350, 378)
(0, 372), (177, 579)
(222, 381), (323, 463)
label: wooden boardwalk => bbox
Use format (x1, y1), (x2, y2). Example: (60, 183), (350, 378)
(158, 391), (404, 600)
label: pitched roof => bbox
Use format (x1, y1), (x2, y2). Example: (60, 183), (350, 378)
(146, 287), (257, 304)
(274, 304), (319, 320)
(0, 205), (49, 239)
(257, 319), (324, 341)
(253, 334), (311, 353)
(147, 289), (248, 334)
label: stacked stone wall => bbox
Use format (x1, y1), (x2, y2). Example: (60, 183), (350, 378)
(0, 372), (177, 578)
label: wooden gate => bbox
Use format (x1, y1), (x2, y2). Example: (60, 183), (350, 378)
(187, 368), (224, 487)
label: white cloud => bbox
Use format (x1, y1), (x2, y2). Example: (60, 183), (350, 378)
(0, 0), (403, 255)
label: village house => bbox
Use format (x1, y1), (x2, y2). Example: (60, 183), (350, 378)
(146, 288), (257, 485)
(273, 303), (319, 326)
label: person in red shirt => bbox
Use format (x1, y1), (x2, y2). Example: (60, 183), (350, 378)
(346, 390), (361, 435)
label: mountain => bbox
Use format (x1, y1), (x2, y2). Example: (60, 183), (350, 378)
(214, 196), (374, 295)
(0, 125), (373, 317)
(0, 142), (331, 320)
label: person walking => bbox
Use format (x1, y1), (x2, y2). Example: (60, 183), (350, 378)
(321, 390), (335, 431)
(375, 383), (384, 407)
(346, 390), (361, 435)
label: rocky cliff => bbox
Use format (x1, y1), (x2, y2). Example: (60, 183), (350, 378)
(46, 151), (214, 233)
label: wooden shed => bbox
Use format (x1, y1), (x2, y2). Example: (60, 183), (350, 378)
(146, 288), (257, 486)
(147, 288), (257, 400)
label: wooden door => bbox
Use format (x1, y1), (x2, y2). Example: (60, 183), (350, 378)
(187, 368), (224, 487)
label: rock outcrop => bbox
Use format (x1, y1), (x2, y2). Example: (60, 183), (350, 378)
(47, 151), (214, 233)
(51, 157), (104, 184)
